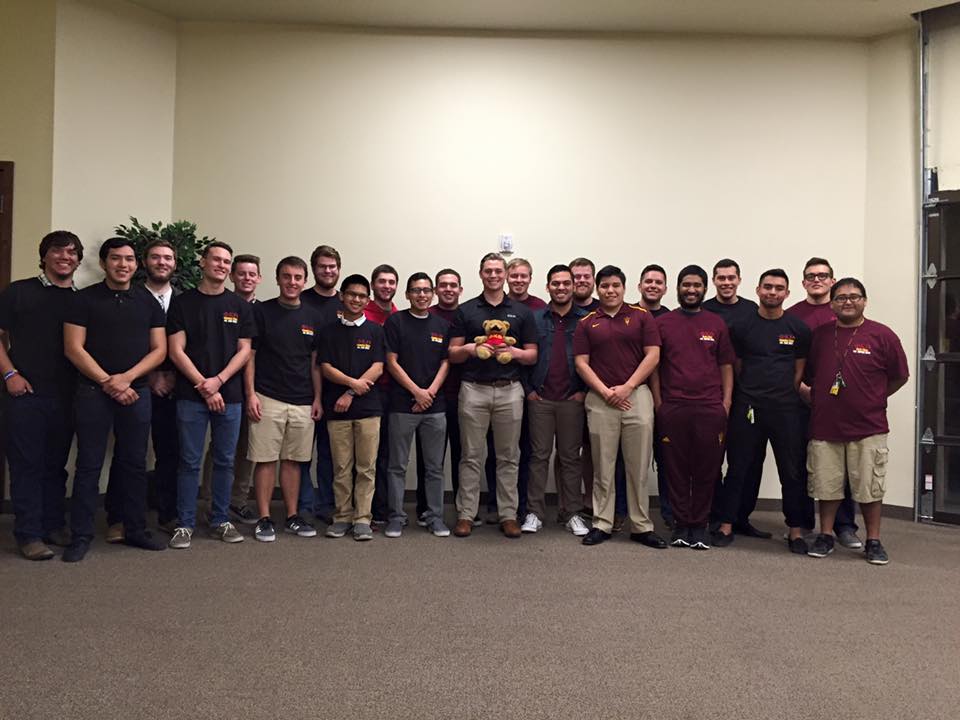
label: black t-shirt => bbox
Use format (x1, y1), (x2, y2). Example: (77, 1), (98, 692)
(166, 288), (256, 404)
(253, 299), (321, 405)
(703, 297), (759, 328)
(384, 310), (450, 414)
(650, 305), (670, 318)
(730, 311), (811, 408)
(318, 319), (385, 420)
(0, 277), (76, 397)
(64, 282), (166, 388)
(300, 289), (343, 327)
(450, 294), (537, 383)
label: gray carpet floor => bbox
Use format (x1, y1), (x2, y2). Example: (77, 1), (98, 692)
(1, 508), (958, 720)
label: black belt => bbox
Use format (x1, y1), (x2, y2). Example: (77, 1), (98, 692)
(469, 379), (516, 388)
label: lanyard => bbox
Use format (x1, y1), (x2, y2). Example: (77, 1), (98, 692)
(830, 322), (862, 396)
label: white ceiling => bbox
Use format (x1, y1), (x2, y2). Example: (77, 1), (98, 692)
(127, 0), (947, 38)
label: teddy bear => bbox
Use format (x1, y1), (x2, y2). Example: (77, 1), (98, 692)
(474, 318), (516, 364)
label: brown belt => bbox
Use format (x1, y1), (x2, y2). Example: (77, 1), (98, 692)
(469, 379), (516, 388)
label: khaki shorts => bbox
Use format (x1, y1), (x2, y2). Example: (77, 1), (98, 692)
(807, 434), (889, 504)
(247, 393), (314, 463)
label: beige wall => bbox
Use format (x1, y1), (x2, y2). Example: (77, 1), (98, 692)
(929, 23), (960, 190)
(52, 0), (177, 287)
(0, 0), (57, 279)
(864, 31), (920, 509)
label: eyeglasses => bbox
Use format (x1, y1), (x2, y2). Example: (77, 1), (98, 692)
(804, 272), (832, 281)
(832, 294), (864, 304)
(343, 290), (368, 301)
(408, 288), (434, 295)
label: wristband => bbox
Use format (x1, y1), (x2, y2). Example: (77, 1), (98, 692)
(216, 374), (225, 385)
(3, 369), (18, 381)
(346, 389), (356, 396)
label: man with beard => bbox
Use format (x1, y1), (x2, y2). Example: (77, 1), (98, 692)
(650, 266), (734, 549)
(570, 257), (600, 312)
(298, 244), (344, 522)
(63, 237), (168, 561)
(365, 264), (400, 525)
(712, 269), (814, 552)
(0, 231), (83, 560)
(573, 266), (666, 549)
(788, 256), (862, 549)
(449, 253), (538, 538)
(524, 264), (589, 536)
(703, 259), (759, 328)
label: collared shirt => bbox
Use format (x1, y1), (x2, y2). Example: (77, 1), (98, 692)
(572, 303), (661, 387)
(450, 293), (537, 383)
(37, 272), (77, 291)
(340, 314), (367, 328)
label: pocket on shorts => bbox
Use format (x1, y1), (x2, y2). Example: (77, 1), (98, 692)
(871, 446), (889, 498)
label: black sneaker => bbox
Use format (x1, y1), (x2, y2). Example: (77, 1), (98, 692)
(864, 539), (889, 565)
(788, 536), (808, 554)
(285, 515), (317, 538)
(229, 504), (259, 526)
(670, 528), (690, 547)
(124, 531), (166, 551)
(62, 538), (91, 563)
(689, 527), (710, 550)
(807, 533), (835, 558)
(711, 529), (734, 547)
(582, 528), (611, 546)
(254, 517), (276, 543)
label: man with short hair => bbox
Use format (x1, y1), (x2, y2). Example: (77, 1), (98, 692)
(573, 265), (666, 549)
(0, 231), (83, 560)
(524, 264), (589, 536)
(231, 254), (262, 302)
(320, 274), (385, 541)
(805, 278), (908, 564)
(638, 264), (670, 317)
(506, 258), (548, 310)
(650, 265), (734, 550)
(703, 259), (759, 327)
(383, 272), (451, 538)
(449, 252), (538, 538)
(167, 241), (255, 549)
(246, 256), (322, 542)
(62, 237), (168, 561)
(365, 263), (399, 325)
(788, 256), (861, 549)
(570, 257), (600, 312)
(712, 269), (814, 552)
(299, 244), (344, 523)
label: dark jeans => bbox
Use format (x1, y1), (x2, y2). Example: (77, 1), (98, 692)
(718, 400), (815, 529)
(371, 392), (391, 521)
(299, 415), (335, 519)
(416, 398), (460, 517)
(484, 401), (531, 516)
(71, 384), (151, 541)
(5, 392), (73, 544)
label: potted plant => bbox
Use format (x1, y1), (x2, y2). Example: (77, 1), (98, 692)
(114, 217), (214, 291)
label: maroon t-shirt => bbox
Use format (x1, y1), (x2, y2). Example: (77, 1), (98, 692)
(787, 299), (836, 331)
(656, 309), (735, 404)
(517, 294), (548, 311)
(572, 304), (661, 387)
(540, 311), (577, 401)
(430, 304), (462, 401)
(807, 318), (909, 442)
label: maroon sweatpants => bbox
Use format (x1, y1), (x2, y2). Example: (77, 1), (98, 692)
(656, 402), (727, 529)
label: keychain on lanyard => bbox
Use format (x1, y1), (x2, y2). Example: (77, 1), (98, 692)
(831, 323), (861, 397)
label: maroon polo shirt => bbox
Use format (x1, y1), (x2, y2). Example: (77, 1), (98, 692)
(807, 318), (909, 442)
(430, 304), (462, 401)
(572, 303), (661, 387)
(516, 294), (548, 311)
(787, 299), (836, 331)
(656, 309), (735, 404)
(540, 310), (577, 401)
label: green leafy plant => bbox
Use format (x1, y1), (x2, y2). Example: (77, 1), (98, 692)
(114, 217), (214, 291)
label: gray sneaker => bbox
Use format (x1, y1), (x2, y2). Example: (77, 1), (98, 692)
(325, 521), (352, 538)
(427, 517), (450, 537)
(212, 521), (244, 543)
(353, 523), (374, 541)
(837, 529), (863, 549)
(169, 527), (193, 549)
(384, 518), (404, 538)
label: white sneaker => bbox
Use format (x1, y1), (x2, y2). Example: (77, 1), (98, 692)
(520, 513), (543, 533)
(566, 514), (590, 537)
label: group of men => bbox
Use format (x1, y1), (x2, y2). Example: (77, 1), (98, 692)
(0, 231), (909, 566)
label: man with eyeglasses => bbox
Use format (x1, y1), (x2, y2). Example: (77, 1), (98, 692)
(788, 257), (862, 549)
(805, 279), (908, 565)
(383, 273), (451, 538)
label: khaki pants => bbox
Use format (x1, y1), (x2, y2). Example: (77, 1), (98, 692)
(200, 411), (254, 508)
(585, 385), (654, 534)
(527, 397), (585, 520)
(457, 381), (523, 521)
(328, 417), (380, 524)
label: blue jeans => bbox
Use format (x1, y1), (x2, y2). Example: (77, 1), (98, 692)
(72, 384), (152, 541)
(5, 392), (73, 544)
(299, 416), (335, 518)
(176, 399), (242, 529)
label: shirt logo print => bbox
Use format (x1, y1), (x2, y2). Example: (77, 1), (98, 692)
(853, 345), (872, 355)
(301, 325), (314, 336)
(591, 322), (600, 328)
(430, 333), (444, 343)
(356, 340), (372, 350)
(699, 332), (716, 342)
(778, 334), (795, 346)
(223, 311), (239, 324)
(624, 317), (631, 325)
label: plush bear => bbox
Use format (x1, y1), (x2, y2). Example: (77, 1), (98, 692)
(474, 318), (516, 364)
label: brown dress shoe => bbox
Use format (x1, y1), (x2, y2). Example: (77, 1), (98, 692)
(500, 519), (522, 538)
(20, 541), (55, 561)
(453, 519), (473, 537)
(105, 523), (125, 544)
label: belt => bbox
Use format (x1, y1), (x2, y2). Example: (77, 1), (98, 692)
(469, 379), (516, 388)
